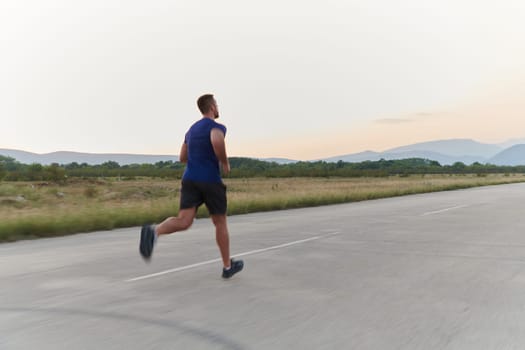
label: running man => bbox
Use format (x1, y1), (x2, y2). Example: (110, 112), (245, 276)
(139, 94), (243, 279)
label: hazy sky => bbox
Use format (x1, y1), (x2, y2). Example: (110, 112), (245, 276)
(2, 0), (525, 159)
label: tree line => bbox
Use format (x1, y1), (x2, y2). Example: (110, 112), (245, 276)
(1, 155), (524, 182)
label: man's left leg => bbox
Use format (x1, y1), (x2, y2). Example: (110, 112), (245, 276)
(211, 214), (230, 268)
(211, 214), (243, 278)
(207, 182), (243, 278)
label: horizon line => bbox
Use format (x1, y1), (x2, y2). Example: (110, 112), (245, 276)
(1, 136), (523, 161)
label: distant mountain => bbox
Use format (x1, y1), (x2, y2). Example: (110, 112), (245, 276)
(0, 148), (295, 166)
(322, 151), (381, 163)
(381, 151), (485, 165)
(2, 137), (524, 167)
(0, 149), (38, 164)
(384, 139), (502, 158)
(323, 150), (485, 166)
(489, 145), (525, 166)
(497, 138), (525, 149)
(258, 157), (297, 164)
(0, 149), (178, 165)
(321, 139), (505, 165)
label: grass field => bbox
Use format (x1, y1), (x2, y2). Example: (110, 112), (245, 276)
(1, 174), (524, 242)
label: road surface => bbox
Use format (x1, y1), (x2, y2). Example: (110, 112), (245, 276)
(2, 183), (525, 349)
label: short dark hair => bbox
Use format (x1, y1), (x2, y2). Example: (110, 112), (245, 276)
(197, 94), (215, 114)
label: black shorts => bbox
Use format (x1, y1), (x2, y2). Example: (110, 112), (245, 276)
(180, 180), (227, 215)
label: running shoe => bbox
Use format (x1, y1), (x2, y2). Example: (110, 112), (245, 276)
(222, 258), (244, 279)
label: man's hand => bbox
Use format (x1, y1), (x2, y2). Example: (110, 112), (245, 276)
(222, 161), (231, 175)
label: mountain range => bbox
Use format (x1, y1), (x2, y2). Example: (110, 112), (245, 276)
(0, 149), (179, 166)
(322, 139), (525, 166)
(1, 138), (525, 166)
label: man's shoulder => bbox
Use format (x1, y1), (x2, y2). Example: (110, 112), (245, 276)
(188, 118), (209, 132)
(188, 118), (226, 134)
(211, 120), (227, 133)
(191, 118), (208, 127)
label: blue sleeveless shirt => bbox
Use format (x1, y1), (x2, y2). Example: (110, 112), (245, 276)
(182, 118), (227, 183)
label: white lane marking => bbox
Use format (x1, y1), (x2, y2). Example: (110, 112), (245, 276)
(126, 231), (340, 282)
(421, 204), (469, 216)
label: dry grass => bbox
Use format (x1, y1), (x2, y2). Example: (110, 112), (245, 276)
(1, 174), (524, 241)
(225, 174), (525, 213)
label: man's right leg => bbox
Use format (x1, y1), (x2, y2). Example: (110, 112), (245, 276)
(155, 208), (197, 235)
(139, 208), (196, 261)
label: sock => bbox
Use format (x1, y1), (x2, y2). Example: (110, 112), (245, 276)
(224, 266), (231, 270)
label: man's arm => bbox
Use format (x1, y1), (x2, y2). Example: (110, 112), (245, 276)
(179, 142), (188, 163)
(210, 128), (230, 175)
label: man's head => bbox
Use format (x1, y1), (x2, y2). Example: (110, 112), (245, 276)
(197, 94), (219, 119)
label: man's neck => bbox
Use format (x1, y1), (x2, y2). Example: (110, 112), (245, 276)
(202, 114), (215, 120)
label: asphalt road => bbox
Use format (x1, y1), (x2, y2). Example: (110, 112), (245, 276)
(2, 183), (525, 349)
